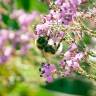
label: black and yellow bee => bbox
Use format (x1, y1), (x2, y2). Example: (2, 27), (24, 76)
(37, 36), (56, 55)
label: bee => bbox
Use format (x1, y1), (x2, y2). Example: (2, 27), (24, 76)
(37, 36), (63, 59)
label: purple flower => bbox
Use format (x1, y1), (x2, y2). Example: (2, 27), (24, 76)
(59, 2), (76, 25)
(46, 76), (53, 83)
(69, 43), (77, 51)
(59, 42), (84, 76)
(40, 63), (56, 82)
(10, 10), (25, 19)
(70, 0), (80, 7)
(64, 51), (72, 60)
(64, 70), (71, 76)
(66, 60), (80, 69)
(33, 0), (87, 82)
(55, 0), (83, 7)
(4, 47), (12, 57)
(18, 11), (39, 27)
(74, 52), (84, 61)
(60, 59), (66, 67)
(55, 0), (64, 6)
(0, 37), (4, 48)
(10, 10), (39, 30)
(0, 55), (8, 64)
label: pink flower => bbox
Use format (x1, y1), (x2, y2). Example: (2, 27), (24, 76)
(4, 47), (12, 57)
(0, 56), (8, 64)
(69, 0), (81, 8)
(10, 10), (25, 19)
(69, 43), (77, 51)
(20, 34), (30, 42)
(74, 52), (84, 61)
(46, 76), (53, 83)
(66, 60), (73, 67)
(8, 31), (15, 40)
(64, 51), (72, 60)
(55, 0), (64, 6)
(50, 64), (56, 73)
(72, 61), (80, 69)
(64, 69), (71, 76)
(36, 23), (49, 36)
(60, 59), (66, 67)
(0, 30), (9, 40)
(20, 44), (31, 55)
(40, 63), (56, 82)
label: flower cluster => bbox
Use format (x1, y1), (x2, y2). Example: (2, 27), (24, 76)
(36, 0), (95, 83)
(10, 10), (39, 31)
(39, 63), (56, 83)
(60, 43), (84, 76)
(0, 10), (39, 64)
(42, 0), (85, 25)
(0, 0), (96, 83)
(35, 0), (84, 54)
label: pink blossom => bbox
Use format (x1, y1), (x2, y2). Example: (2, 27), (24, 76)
(46, 76), (53, 83)
(69, 43), (77, 51)
(4, 47), (12, 57)
(74, 52), (84, 61)
(64, 51), (72, 60)
(72, 61), (80, 69)
(55, 0), (64, 6)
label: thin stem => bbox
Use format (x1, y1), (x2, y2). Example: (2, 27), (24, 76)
(77, 67), (96, 81)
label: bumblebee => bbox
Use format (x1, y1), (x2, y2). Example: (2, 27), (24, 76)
(37, 36), (56, 53)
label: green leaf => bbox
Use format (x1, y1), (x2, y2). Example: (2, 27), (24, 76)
(79, 0), (96, 10)
(77, 32), (91, 51)
(8, 19), (20, 30)
(82, 19), (90, 28)
(2, 14), (20, 30)
(15, 0), (49, 13)
(82, 33), (91, 45)
(15, 43), (21, 50)
(2, 14), (10, 25)
(43, 78), (93, 95)
(77, 40), (85, 51)
(80, 61), (91, 73)
(15, 0), (31, 12)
